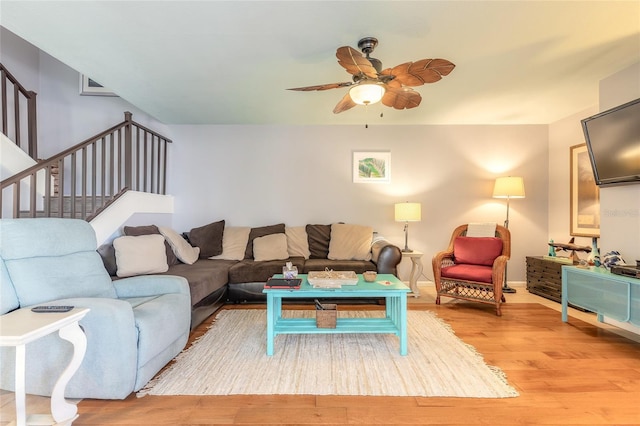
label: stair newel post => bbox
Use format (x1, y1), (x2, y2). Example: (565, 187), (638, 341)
(124, 111), (133, 191)
(1, 67), (7, 136)
(27, 91), (38, 159)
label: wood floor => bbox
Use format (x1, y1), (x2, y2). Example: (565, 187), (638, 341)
(3, 286), (640, 425)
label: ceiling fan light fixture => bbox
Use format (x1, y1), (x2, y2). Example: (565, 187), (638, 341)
(349, 82), (385, 105)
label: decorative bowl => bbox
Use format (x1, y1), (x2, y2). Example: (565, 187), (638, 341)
(363, 271), (377, 282)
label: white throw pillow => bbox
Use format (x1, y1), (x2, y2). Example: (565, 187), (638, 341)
(209, 227), (251, 261)
(285, 226), (311, 259)
(253, 233), (289, 261)
(328, 223), (373, 261)
(158, 226), (200, 265)
(113, 234), (169, 277)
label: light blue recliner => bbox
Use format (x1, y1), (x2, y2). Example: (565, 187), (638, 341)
(0, 218), (191, 399)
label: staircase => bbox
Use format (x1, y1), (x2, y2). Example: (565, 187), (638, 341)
(0, 63), (173, 224)
(0, 63), (37, 159)
(29, 189), (127, 220)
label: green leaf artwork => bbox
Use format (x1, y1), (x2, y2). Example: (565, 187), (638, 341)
(358, 157), (386, 178)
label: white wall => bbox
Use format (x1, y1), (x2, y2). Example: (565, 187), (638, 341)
(0, 28), (39, 91)
(548, 107), (598, 252)
(548, 63), (640, 264)
(1, 27), (168, 158)
(36, 52), (171, 158)
(598, 63), (640, 263)
(167, 124), (549, 282)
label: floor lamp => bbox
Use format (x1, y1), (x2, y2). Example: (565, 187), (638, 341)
(492, 176), (525, 294)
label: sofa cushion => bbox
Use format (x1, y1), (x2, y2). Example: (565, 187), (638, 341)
(1, 218), (117, 307)
(124, 225), (179, 266)
(1, 260), (20, 314)
(306, 224), (332, 259)
(253, 233), (289, 261)
(130, 292), (191, 369)
(453, 236), (503, 266)
(441, 264), (494, 284)
(188, 220), (225, 258)
(285, 226), (310, 259)
(244, 223), (286, 259)
(97, 243), (118, 276)
(7, 254), (117, 307)
(158, 226), (200, 265)
(113, 235), (169, 278)
(328, 223), (373, 261)
(228, 257), (305, 284)
(1, 218), (98, 258)
(163, 259), (234, 306)
(209, 227), (251, 261)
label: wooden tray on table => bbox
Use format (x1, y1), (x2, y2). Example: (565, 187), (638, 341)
(307, 270), (358, 288)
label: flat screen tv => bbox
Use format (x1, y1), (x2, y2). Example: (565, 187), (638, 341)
(581, 98), (640, 187)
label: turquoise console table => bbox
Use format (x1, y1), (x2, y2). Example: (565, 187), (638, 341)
(263, 274), (410, 356)
(561, 266), (640, 326)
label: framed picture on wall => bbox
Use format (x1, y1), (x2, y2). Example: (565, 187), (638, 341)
(79, 74), (118, 96)
(570, 143), (600, 237)
(353, 151), (391, 184)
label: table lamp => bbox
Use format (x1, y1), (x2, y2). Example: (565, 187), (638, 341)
(493, 176), (525, 293)
(395, 202), (421, 253)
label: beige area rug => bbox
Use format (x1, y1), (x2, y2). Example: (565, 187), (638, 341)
(138, 309), (518, 398)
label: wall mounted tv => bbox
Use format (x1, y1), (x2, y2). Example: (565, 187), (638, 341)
(581, 97), (640, 187)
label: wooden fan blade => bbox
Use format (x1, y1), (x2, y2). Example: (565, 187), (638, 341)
(383, 78), (403, 89)
(336, 46), (378, 79)
(381, 86), (422, 110)
(288, 82), (352, 91)
(333, 92), (357, 114)
(383, 58), (455, 87)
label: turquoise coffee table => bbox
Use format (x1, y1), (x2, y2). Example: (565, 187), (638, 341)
(263, 273), (410, 356)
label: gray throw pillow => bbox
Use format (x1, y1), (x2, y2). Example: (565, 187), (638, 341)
(97, 243), (117, 276)
(189, 220), (225, 258)
(306, 224), (332, 259)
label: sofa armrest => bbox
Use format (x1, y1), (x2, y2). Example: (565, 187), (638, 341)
(113, 275), (190, 299)
(371, 237), (402, 274)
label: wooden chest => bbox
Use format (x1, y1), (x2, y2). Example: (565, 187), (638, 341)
(526, 256), (564, 302)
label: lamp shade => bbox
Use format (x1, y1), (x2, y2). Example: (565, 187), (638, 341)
(349, 82), (386, 105)
(492, 176), (525, 198)
(395, 202), (422, 222)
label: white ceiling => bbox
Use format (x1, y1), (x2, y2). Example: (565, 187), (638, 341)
(1, 1), (639, 126)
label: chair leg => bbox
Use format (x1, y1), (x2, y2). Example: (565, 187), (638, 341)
(436, 295), (441, 305)
(496, 303), (502, 316)
(501, 295), (506, 302)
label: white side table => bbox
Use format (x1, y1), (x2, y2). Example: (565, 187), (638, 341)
(0, 307), (89, 426)
(402, 251), (424, 297)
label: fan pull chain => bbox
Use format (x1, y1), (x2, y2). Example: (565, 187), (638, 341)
(365, 104), (370, 128)
(363, 105), (383, 128)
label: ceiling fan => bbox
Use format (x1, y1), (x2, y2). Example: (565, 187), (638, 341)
(288, 37), (455, 114)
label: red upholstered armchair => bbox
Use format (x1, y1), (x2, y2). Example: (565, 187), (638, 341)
(432, 224), (511, 316)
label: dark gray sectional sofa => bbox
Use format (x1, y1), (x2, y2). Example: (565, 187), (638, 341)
(99, 222), (403, 329)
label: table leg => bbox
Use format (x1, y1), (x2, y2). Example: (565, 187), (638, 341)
(14, 344), (26, 426)
(561, 268), (568, 322)
(266, 293), (275, 356)
(398, 294), (408, 355)
(385, 295), (393, 319)
(409, 257), (423, 297)
(386, 295), (407, 356)
(49, 321), (86, 424)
